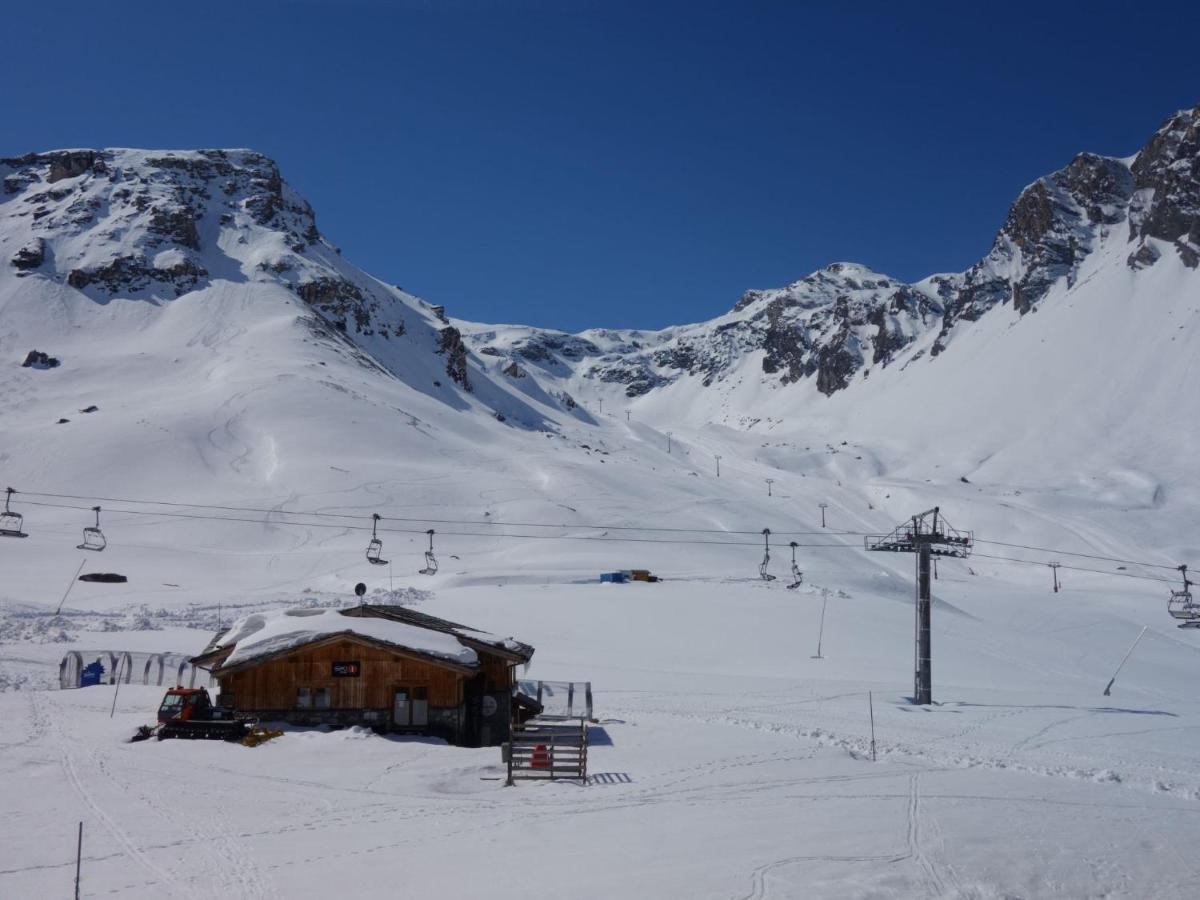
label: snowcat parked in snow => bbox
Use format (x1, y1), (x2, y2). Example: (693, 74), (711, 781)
(130, 687), (254, 742)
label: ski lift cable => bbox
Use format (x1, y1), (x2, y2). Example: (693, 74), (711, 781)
(7, 488), (868, 537)
(7, 489), (1196, 582)
(973, 538), (1181, 571)
(969, 551), (1178, 584)
(15, 498), (848, 546)
(6, 498), (1189, 589)
(13, 487), (1191, 571)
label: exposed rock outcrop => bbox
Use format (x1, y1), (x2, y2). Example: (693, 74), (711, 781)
(67, 256), (207, 296)
(21, 350), (60, 369)
(10, 238), (44, 271)
(1129, 104), (1200, 268)
(438, 326), (472, 391)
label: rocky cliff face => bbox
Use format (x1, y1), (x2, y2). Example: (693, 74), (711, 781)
(461, 101), (1200, 400)
(1129, 105), (1200, 268)
(0, 149), (398, 331)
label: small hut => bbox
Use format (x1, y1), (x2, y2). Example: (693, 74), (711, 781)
(190, 605), (534, 747)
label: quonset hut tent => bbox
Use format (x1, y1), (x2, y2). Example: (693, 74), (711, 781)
(60, 650), (207, 690)
(190, 605), (534, 747)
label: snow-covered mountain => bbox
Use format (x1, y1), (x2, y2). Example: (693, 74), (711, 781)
(4, 104), (1197, 454)
(459, 103), (1199, 414)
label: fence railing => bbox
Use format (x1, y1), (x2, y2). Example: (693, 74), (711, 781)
(504, 719), (588, 784)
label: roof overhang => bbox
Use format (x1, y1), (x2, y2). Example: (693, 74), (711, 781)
(208, 630), (479, 678)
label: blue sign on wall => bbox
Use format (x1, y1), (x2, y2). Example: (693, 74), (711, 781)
(80, 660), (106, 687)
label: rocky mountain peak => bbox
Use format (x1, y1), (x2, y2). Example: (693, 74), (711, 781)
(1, 148), (324, 298)
(1129, 102), (1200, 268)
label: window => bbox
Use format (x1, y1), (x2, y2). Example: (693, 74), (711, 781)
(297, 687), (331, 709)
(394, 687), (429, 727)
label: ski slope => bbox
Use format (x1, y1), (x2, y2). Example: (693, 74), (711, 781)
(3, 398), (1200, 898)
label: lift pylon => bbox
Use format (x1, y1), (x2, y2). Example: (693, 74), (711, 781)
(865, 507), (973, 705)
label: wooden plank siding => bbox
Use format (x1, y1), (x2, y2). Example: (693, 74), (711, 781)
(220, 638), (462, 711)
(200, 621), (526, 746)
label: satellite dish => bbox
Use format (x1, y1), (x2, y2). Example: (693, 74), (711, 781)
(354, 582), (367, 598)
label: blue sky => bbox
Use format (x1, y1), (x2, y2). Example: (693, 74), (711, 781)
(3, 1), (1197, 331)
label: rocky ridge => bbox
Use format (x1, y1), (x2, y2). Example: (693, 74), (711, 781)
(461, 102), (1200, 398)
(3, 102), (1197, 414)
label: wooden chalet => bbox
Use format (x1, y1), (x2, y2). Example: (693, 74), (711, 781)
(190, 605), (534, 747)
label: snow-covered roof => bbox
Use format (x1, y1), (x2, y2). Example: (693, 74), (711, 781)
(357, 605), (534, 661)
(213, 608), (479, 670)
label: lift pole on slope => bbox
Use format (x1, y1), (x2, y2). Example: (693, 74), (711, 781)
(75, 820), (83, 899)
(1103, 626), (1148, 696)
(866, 507), (973, 705)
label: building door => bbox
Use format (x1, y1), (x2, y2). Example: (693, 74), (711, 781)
(393, 689), (409, 727)
(393, 687), (429, 728)
(411, 687), (428, 726)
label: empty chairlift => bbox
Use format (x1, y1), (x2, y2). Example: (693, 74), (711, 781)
(1167, 565), (1199, 628)
(0, 488), (27, 538)
(759, 528), (776, 581)
(366, 514), (388, 566)
(787, 541), (803, 590)
(77, 506), (106, 552)
(419, 529), (438, 576)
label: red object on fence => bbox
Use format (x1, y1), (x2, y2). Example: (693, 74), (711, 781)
(531, 744), (550, 769)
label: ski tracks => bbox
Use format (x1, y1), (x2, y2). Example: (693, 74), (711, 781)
(92, 749), (277, 899)
(44, 693), (275, 899)
(46, 698), (193, 899)
(907, 772), (944, 896)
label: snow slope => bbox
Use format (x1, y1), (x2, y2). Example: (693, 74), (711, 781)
(1, 106), (1199, 898)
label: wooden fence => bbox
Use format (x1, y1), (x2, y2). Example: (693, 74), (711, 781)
(504, 719), (588, 785)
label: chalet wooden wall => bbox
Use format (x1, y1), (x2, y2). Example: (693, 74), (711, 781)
(221, 638), (462, 711)
(480, 654), (513, 692)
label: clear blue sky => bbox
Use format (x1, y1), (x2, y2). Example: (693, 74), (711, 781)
(3, 1), (1197, 331)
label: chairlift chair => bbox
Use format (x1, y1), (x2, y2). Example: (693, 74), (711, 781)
(1167, 565), (1200, 628)
(366, 514), (388, 566)
(77, 506), (106, 552)
(0, 487), (27, 538)
(787, 541), (803, 590)
(419, 529), (438, 576)
(758, 528), (776, 581)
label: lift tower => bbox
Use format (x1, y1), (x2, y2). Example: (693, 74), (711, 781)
(865, 507), (972, 705)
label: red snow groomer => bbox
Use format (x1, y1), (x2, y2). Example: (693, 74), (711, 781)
(149, 687), (253, 741)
